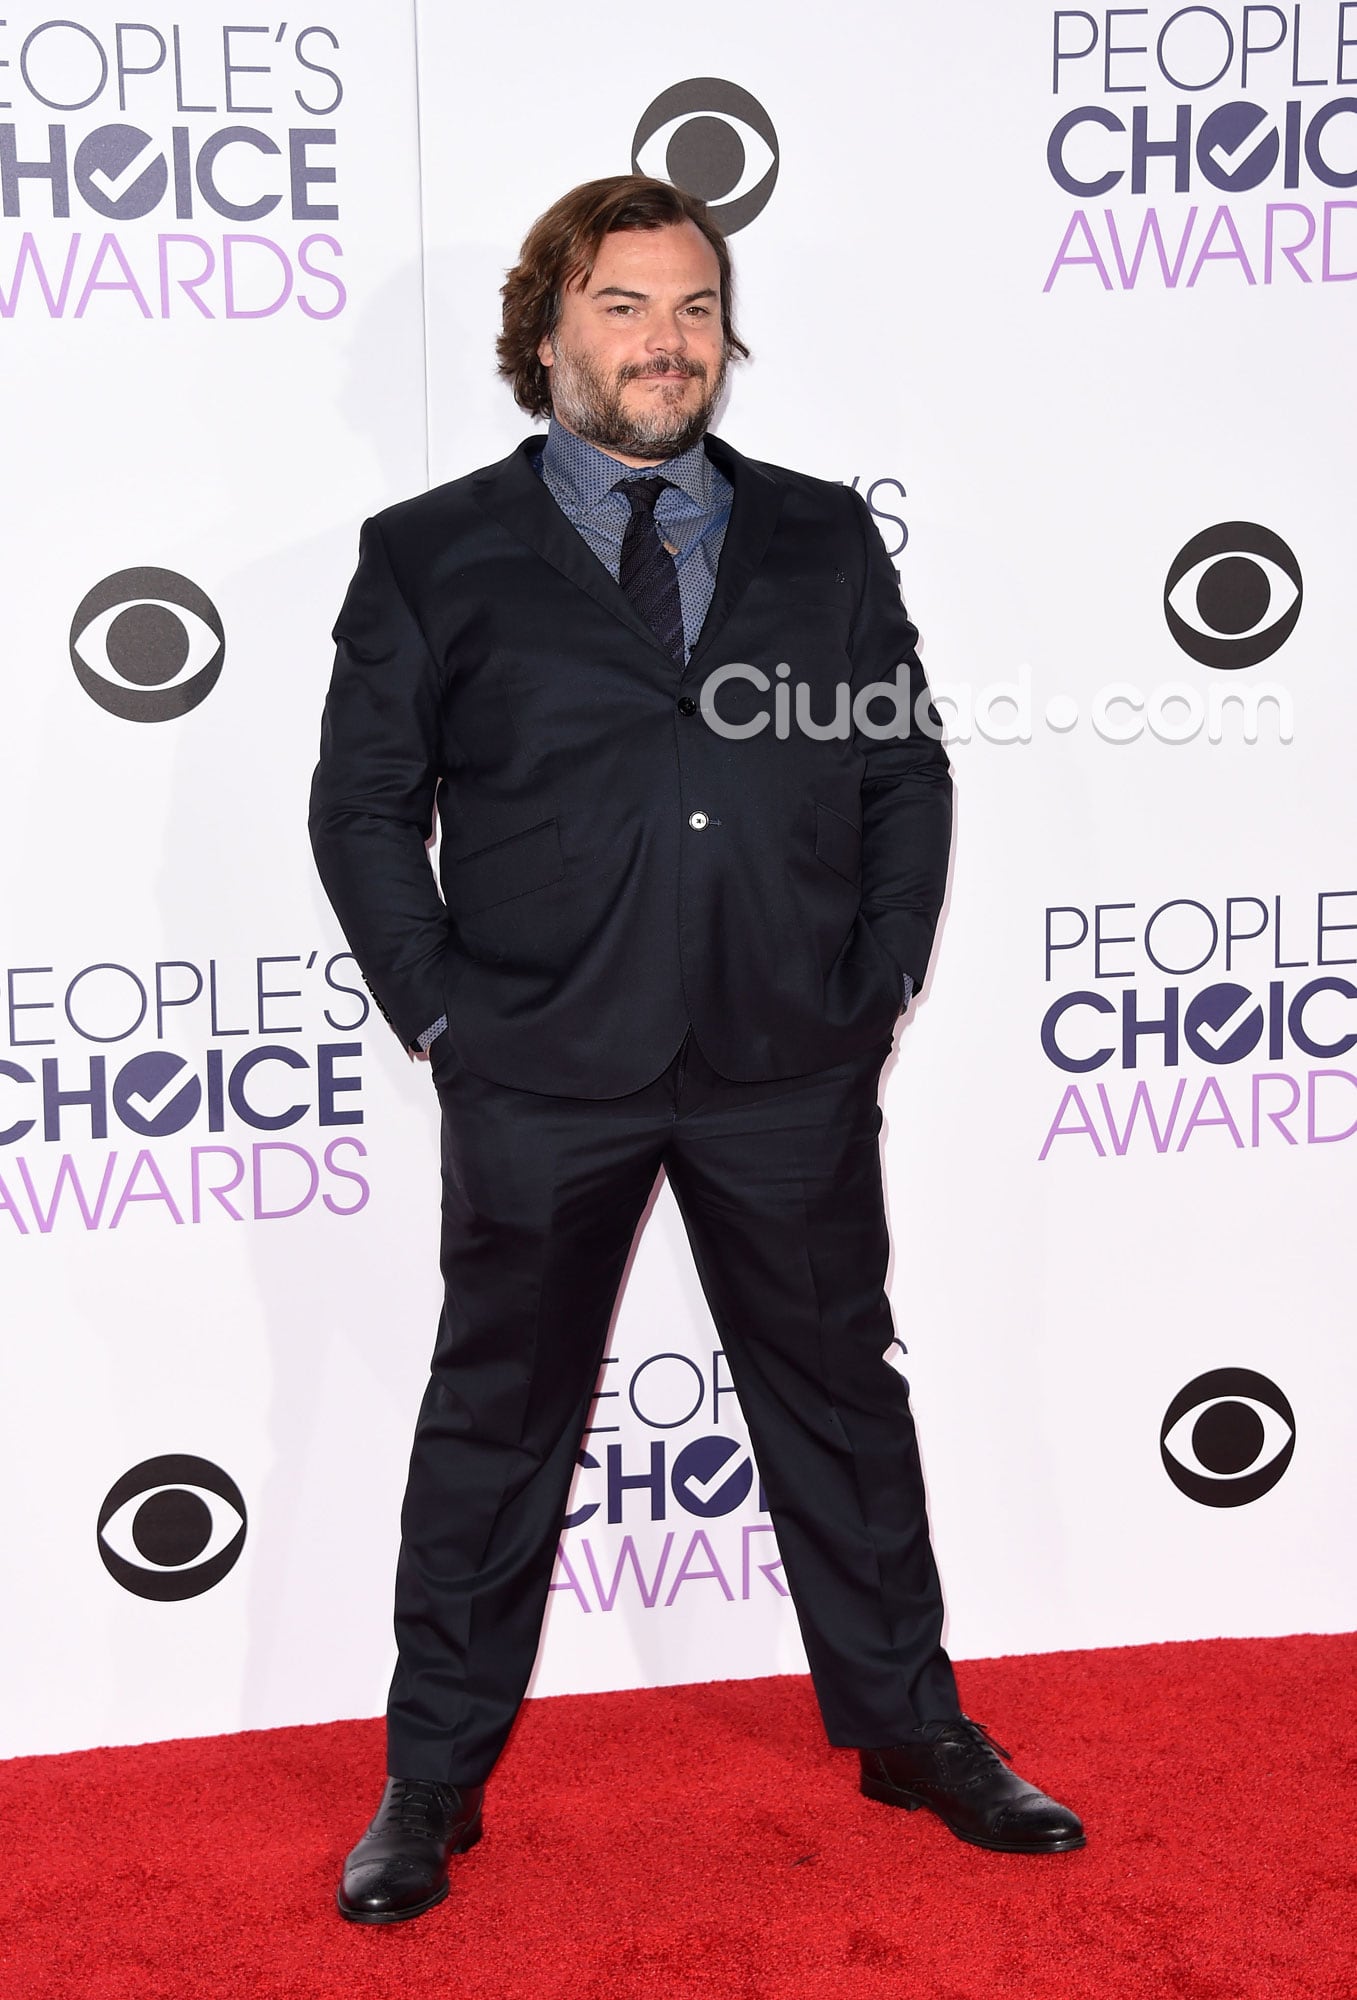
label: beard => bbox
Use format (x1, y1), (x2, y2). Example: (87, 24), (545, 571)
(547, 340), (727, 460)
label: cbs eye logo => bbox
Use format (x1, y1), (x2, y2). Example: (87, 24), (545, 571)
(1160, 1368), (1295, 1507)
(70, 567), (225, 722)
(1163, 523), (1302, 670)
(632, 79), (779, 234)
(97, 1454), (247, 1600)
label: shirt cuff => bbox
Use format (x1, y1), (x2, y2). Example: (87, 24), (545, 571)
(413, 1013), (447, 1054)
(900, 972), (914, 1012)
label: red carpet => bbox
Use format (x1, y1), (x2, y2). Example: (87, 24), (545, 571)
(4, 1635), (1355, 2000)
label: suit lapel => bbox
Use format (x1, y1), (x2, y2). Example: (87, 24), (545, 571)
(471, 439), (668, 658)
(688, 434), (784, 670)
(469, 433), (786, 668)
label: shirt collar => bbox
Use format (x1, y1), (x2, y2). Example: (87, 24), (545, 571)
(540, 417), (717, 515)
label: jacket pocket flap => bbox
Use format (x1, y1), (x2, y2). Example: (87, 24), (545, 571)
(449, 817), (564, 914)
(814, 800), (862, 885)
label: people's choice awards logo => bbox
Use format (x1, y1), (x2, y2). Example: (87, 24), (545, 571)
(632, 79), (779, 233)
(1160, 1369), (1296, 1506)
(70, 567), (224, 721)
(1163, 524), (1302, 670)
(0, 22), (347, 321)
(97, 1454), (247, 1599)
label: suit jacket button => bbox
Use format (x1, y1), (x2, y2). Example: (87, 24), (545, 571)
(688, 811), (709, 830)
(676, 696), (697, 716)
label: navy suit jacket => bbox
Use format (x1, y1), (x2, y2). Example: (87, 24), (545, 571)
(309, 433), (952, 1097)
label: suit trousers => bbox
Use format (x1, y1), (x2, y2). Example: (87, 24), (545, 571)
(385, 1024), (961, 1785)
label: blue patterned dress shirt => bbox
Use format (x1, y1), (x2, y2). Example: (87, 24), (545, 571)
(533, 419), (733, 660)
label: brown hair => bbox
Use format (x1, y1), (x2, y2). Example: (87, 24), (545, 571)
(497, 175), (749, 421)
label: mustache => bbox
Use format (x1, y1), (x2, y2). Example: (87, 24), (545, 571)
(618, 356), (707, 383)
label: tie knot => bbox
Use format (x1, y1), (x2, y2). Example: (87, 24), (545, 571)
(615, 474), (670, 516)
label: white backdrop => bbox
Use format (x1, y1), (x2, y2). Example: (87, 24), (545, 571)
(2, 1), (1354, 1758)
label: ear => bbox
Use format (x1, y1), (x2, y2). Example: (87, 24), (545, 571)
(537, 333), (555, 368)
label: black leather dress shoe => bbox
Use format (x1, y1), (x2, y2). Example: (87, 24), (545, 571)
(860, 1718), (1085, 1853)
(336, 1777), (485, 1923)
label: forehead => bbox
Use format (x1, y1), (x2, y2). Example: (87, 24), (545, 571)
(581, 220), (722, 295)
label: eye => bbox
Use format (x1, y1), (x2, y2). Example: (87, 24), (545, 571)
(1160, 1369), (1296, 1507)
(69, 566), (225, 722)
(101, 1485), (244, 1569)
(1166, 553), (1298, 642)
(74, 599), (221, 689)
(632, 79), (780, 234)
(97, 1454), (247, 1599)
(1162, 1398), (1292, 1481)
(634, 111), (776, 209)
(1163, 523), (1302, 669)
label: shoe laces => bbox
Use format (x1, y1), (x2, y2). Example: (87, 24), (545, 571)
(929, 1717), (1013, 1770)
(390, 1778), (457, 1832)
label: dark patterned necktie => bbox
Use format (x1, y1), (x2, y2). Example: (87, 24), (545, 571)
(615, 475), (685, 663)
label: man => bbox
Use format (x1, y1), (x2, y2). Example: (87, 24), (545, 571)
(310, 175), (1083, 1926)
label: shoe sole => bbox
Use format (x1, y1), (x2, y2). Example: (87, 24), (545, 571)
(335, 1817), (483, 1923)
(860, 1774), (1086, 1854)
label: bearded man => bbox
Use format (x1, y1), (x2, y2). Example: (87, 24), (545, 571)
(310, 174), (1083, 1926)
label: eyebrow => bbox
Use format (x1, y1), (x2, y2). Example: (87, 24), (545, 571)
(590, 285), (720, 305)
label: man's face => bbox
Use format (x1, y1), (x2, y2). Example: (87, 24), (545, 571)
(538, 220), (728, 465)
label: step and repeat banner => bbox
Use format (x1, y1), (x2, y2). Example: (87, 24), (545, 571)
(2, 1), (1353, 1757)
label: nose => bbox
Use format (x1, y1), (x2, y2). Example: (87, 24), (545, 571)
(645, 317), (688, 356)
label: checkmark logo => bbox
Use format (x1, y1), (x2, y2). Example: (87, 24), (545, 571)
(87, 143), (157, 203)
(1201, 103), (1277, 191)
(1185, 983), (1264, 1065)
(671, 1436), (754, 1517)
(76, 124), (168, 221)
(112, 1052), (203, 1137)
